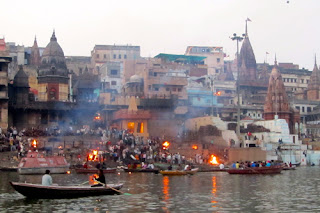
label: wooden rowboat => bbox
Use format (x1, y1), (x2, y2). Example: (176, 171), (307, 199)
(227, 166), (283, 174)
(10, 182), (123, 199)
(160, 168), (198, 176)
(74, 168), (117, 173)
(124, 168), (159, 173)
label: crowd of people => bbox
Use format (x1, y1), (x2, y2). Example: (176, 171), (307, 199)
(1, 125), (218, 169)
(231, 160), (282, 169)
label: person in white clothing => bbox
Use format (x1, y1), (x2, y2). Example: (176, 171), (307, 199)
(219, 164), (225, 169)
(42, 170), (53, 186)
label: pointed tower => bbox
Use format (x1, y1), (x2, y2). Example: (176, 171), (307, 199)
(307, 55), (320, 100)
(264, 58), (290, 118)
(30, 36), (41, 66)
(238, 22), (257, 83)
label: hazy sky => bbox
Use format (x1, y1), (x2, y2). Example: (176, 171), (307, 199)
(1, 0), (319, 70)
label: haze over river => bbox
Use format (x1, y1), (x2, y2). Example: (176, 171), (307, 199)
(0, 167), (319, 212)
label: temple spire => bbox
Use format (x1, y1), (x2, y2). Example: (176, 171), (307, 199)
(50, 29), (57, 42)
(30, 35), (40, 66)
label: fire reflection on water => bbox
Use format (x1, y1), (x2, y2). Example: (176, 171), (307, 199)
(211, 176), (218, 207)
(162, 176), (170, 212)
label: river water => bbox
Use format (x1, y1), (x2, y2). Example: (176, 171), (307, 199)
(0, 167), (319, 212)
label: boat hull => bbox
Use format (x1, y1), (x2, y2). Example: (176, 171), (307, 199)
(227, 166), (283, 174)
(10, 182), (123, 199)
(18, 166), (69, 175)
(18, 152), (70, 175)
(160, 169), (198, 176)
(75, 168), (117, 173)
(124, 168), (159, 173)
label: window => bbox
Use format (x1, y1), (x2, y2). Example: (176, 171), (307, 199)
(148, 85), (151, 91)
(119, 54), (121, 59)
(178, 88), (182, 92)
(153, 73), (157, 77)
(96, 54), (99, 59)
(79, 68), (83, 75)
(215, 69), (219, 73)
(154, 87), (159, 91)
(301, 79), (304, 83)
(217, 58), (220, 63)
(113, 54), (116, 59)
(149, 71), (153, 76)
(295, 106), (300, 110)
(104, 54), (106, 59)
(166, 88), (170, 91)
(111, 70), (118, 75)
(307, 80), (309, 83)
(302, 106), (305, 112)
(111, 81), (116, 85)
(307, 107), (311, 112)
(124, 54), (127, 59)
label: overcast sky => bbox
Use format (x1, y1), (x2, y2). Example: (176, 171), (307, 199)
(1, 0), (319, 70)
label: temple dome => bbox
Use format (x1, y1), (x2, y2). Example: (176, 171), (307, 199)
(38, 31), (68, 78)
(42, 31), (64, 58)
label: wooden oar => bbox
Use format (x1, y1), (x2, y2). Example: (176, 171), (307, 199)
(96, 180), (131, 195)
(80, 181), (89, 185)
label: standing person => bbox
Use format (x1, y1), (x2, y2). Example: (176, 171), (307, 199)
(92, 169), (106, 187)
(42, 170), (53, 186)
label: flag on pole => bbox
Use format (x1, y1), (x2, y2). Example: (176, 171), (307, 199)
(246, 18), (252, 22)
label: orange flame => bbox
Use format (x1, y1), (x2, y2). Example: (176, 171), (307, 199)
(162, 141), (170, 149)
(192, 145), (198, 150)
(209, 154), (219, 165)
(32, 140), (37, 148)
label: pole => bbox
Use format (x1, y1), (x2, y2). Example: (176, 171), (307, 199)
(211, 77), (214, 116)
(236, 39), (241, 145)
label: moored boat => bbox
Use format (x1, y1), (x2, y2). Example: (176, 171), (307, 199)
(124, 168), (159, 173)
(75, 168), (117, 173)
(227, 166), (283, 174)
(18, 151), (70, 175)
(160, 168), (198, 176)
(10, 182), (123, 199)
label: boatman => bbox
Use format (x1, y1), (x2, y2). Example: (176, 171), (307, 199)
(42, 170), (53, 186)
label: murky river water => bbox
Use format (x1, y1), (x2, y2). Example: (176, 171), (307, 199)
(0, 167), (320, 212)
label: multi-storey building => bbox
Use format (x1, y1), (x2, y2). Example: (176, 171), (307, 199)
(185, 46), (224, 77)
(0, 38), (11, 129)
(91, 45), (140, 74)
